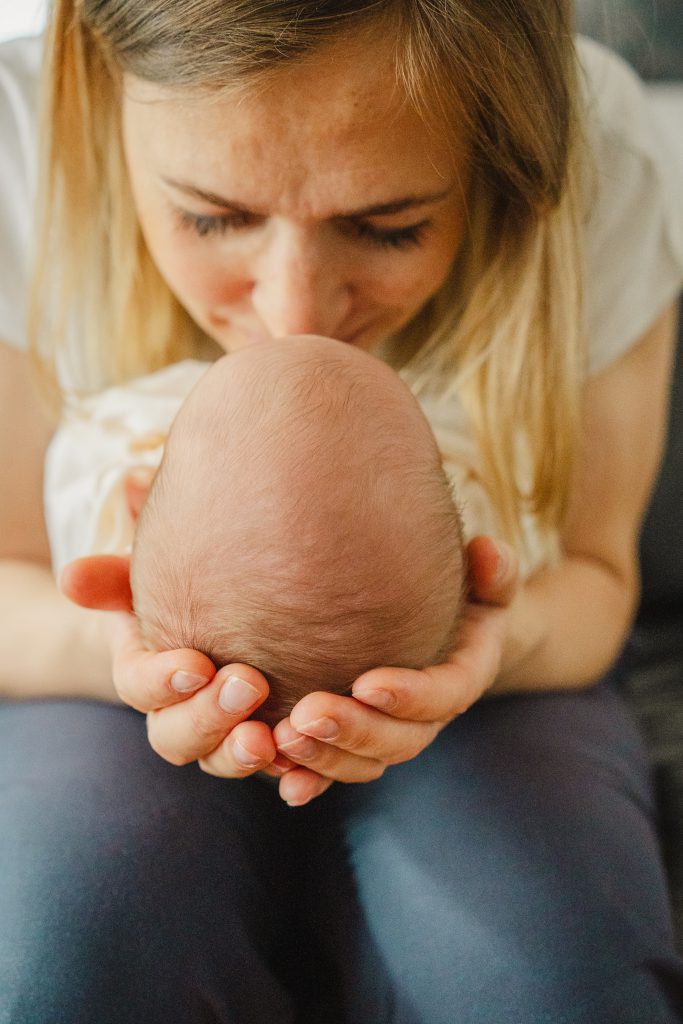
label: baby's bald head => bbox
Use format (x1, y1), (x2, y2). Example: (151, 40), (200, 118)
(131, 336), (467, 724)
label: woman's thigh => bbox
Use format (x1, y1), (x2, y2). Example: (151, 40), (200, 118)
(304, 676), (683, 1024)
(0, 700), (302, 1024)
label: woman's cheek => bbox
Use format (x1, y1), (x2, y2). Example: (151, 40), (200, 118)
(149, 232), (249, 309)
(379, 250), (455, 311)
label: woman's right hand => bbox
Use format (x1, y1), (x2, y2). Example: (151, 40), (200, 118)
(60, 554), (291, 781)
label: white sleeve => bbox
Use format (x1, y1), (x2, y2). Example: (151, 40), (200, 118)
(44, 411), (155, 579)
(0, 37), (41, 349)
(44, 359), (211, 577)
(578, 37), (683, 375)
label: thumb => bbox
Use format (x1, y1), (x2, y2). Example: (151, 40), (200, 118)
(466, 535), (520, 608)
(59, 555), (134, 613)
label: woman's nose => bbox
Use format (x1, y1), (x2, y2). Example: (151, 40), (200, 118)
(249, 228), (353, 340)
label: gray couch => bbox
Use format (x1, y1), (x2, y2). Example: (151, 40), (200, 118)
(576, 0), (683, 948)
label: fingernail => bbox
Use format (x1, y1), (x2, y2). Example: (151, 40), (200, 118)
(218, 675), (260, 713)
(297, 717), (339, 741)
(171, 671), (210, 693)
(271, 754), (294, 773)
(286, 795), (315, 808)
(354, 688), (396, 712)
(278, 735), (318, 760)
(233, 740), (263, 769)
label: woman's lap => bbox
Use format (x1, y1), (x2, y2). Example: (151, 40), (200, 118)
(1, 672), (682, 1024)
(0, 700), (301, 1024)
(313, 674), (683, 1022)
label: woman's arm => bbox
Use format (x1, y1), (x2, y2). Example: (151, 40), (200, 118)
(493, 300), (678, 691)
(0, 559), (117, 699)
(0, 342), (234, 713)
(0, 340), (116, 699)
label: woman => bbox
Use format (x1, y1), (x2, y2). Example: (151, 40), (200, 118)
(1, 1), (682, 1021)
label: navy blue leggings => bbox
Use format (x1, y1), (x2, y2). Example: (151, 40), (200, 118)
(1, 672), (682, 1023)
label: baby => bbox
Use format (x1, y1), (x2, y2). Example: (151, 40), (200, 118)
(128, 337), (467, 725)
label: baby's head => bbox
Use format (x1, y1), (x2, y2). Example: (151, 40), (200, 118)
(131, 336), (467, 725)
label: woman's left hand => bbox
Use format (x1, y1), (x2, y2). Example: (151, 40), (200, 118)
(274, 535), (521, 806)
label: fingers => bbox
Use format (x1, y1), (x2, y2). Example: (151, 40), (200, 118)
(105, 611), (219, 712)
(145, 663), (271, 764)
(60, 555), (134, 612)
(278, 768), (335, 807)
(275, 694), (440, 772)
(197, 719), (279, 778)
(466, 536), (520, 607)
(275, 601), (508, 789)
(352, 603), (506, 722)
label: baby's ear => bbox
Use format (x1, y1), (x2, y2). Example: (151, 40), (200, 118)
(59, 555), (133, 612)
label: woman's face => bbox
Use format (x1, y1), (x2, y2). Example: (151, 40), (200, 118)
(122, 35), (470, 354)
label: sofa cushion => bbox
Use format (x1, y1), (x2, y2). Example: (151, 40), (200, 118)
(576, 0), (683, 80)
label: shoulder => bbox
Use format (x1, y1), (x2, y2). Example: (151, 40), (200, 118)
(577, 36), (656, 144)
(0, 35), (43, 201)
(0, 33), (42, 105)
(575, 36), (683, 375)
(0, 35), (43, 351)
(64, 359), (214, 417)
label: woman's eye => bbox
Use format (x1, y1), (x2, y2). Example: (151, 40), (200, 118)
(175, 209), (256, 238)
(351, 219), (431, 250)
(175, 206), (431, 250)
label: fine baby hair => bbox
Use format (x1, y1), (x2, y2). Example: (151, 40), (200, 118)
(130, 336), (468, 725)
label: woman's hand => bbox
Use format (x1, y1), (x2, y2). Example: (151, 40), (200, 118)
(60, 554), (290, 780)
(272, 536), (521, 807)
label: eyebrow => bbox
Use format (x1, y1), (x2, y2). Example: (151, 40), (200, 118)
(161, 176), (453, 218)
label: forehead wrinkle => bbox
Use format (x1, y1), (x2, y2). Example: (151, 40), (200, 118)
(132, 41), (463, 227)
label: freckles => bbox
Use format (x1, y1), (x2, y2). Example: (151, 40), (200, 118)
(200, 268), (250, 306)
(382, 252), (454, 305)
(156, 239), (249, 306)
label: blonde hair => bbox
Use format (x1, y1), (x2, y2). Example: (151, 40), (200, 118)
(30, 0), (585, 560)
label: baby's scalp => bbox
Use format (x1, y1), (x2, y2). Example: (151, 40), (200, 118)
(131, 336), (468, 723)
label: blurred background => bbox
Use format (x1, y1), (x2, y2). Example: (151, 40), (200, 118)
(0, 0), (47, 43)
(575, 0), (683, 78)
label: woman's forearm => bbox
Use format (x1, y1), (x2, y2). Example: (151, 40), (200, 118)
(492, 553), (639, 693)
(0, 558), (119, 701)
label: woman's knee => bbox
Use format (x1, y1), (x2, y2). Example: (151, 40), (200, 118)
(0, 701), (297, 1023)
(314, 683), (683, 1022)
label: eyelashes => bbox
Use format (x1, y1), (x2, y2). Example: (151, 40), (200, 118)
(175, 209), (254, 238)
(174, 208), (431, 251)
(351, 219), (430, 250)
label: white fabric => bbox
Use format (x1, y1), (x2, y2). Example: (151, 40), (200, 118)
(44, 360), (211, 577)
(578, 38), (683, 374)
(413, 392), (559, 577)
(0, 35), (40, 349)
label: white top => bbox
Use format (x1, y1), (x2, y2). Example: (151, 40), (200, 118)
(1, 34), (682, 575)
(44, 360), (211, 577)
(0, 35), (40, 350)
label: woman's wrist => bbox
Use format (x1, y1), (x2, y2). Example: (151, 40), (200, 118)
(488, 582), (545, 694)
(58, 601), (121, 702)
(488, 553), (637, 694)
(0, 557), (118, 702)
